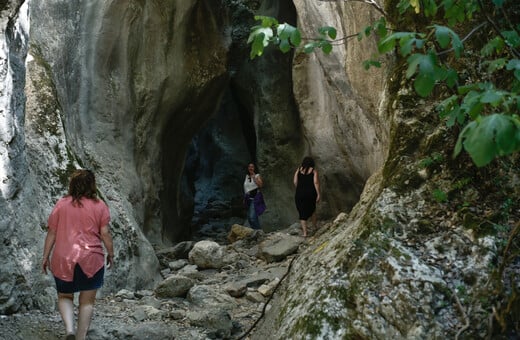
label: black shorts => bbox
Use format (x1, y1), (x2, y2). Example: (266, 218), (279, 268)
(54, 263), (104, 293)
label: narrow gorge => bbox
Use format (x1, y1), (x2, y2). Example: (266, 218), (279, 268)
(0, 0), (518, 339)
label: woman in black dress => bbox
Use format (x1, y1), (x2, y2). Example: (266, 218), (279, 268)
(293, 157), (321, 237)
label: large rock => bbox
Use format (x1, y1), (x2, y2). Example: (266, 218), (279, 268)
(257, 233), (303, 263)
(227, 224), (255, 243)
(155, 275), (195, 298)
(188, 240), (225, 269)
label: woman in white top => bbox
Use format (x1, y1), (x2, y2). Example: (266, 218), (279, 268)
(243, 163), (264, 229)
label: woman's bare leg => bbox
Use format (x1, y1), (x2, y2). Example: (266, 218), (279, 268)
(76, 289), (97, 340)
(57, 293), (75, 335)
(300, 219), (307, 237)
(311, 212), (317, 230)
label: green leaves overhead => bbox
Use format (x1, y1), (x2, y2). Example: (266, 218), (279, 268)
(247, 27), (273, 58)
(247, 0), (520, 167)
(247, 16), (337, 59)
(277, 24), (301, 53)
(378, 32), (425, 55)
(433, 25), (463, 57)
(318, 26), (337, 40)
(406, 53), (436, 97)
(455, 114), (520, 166)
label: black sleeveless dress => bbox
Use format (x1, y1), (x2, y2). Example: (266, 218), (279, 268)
(295, 170), (317, 220)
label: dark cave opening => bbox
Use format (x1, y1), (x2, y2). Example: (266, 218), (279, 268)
(160, 0), (300, 243)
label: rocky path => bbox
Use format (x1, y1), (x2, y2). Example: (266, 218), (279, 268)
(0, 222), (318, 340)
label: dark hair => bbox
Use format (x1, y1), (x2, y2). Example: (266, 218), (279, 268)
(246, 162), (259, 174)
(301, 157), (315, 172)
(68, 169), (98, 206)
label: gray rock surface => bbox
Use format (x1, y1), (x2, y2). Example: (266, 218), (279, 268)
(188, 240), (225, 269)
(0, 226), (302, 339)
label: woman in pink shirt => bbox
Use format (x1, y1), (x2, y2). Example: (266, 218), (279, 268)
(42, 169), (114, 340)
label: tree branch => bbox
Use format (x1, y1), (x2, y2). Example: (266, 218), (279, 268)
(437, 22), (488, 56)
(451, 288), (470, 340)
(477, 0), (520, 58)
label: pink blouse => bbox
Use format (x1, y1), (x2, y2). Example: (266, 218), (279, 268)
(47, 196), (110, 281)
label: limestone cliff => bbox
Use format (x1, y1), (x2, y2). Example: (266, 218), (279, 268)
(0, 0), (517, 338)
(0, 0), (410, 316)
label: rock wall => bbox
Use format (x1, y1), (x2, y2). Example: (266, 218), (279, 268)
(0, 0), (32, 314)
(292, 0), (389, 214)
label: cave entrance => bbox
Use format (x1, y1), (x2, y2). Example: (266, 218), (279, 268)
(181, 87), (257, 241)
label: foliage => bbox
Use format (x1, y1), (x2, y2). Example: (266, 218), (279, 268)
(247, 0), (520, 168)
(248, 16), (336, 59)
(419, 152), (444, 168)
(432, 188), (448, 202)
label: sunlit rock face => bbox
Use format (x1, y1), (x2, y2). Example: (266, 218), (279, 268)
(0, 0), (234, 312)
(291, 0), (389, 214)
(29, 0), (231, 243)
(0, 0), (34, 314)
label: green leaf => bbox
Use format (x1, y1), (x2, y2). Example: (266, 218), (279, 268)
(480, 89), (503, 106)
(438, 95), (466, 127)
(378, 38), (395, 54)
(458, 84), (480, 95)
(250, 33), (266, 59)
(481, 37), (505, 56)
(321, 41), (333, 54)
(318, 26), (337, 39)
(400, 36), (426, 56)
(406, 54), (422, 78)
(492, 0), (505, 6)
(254, 15), (278, 28)
(414, 71), (435, 97)
(290, 28), (302, 47)
(378, 32), (413, 54)
(303, 43), (316, 54)
(432, 189), (448, 203)
(457, 114), (520, 166)
(445, 106), (465, 127)
(363, 59), (382, 70)
(502, 30), (520, 49)
(364, 25), (372, 36)
(485, 58), (507, 73)
(277, 23), (301, 51)
(424, 0), (438, 17)
(375, 17), (388, 38)
(247, 27), (273, 46)
(406, 53), (436, 97)
(434, 25), (451, 48)
(461, 91), (484, 119)
(433, 25), (463, 57)
(506, 59), (520, 68)
(506, 59), (520, 74)
(445, 68), (458, 88)
(279, 39), (291, 53)
(400, 36), (414, 56)
(454, 133), (464, 157)
(397, 0), (411, 14)
(277, 23), (292, 40)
